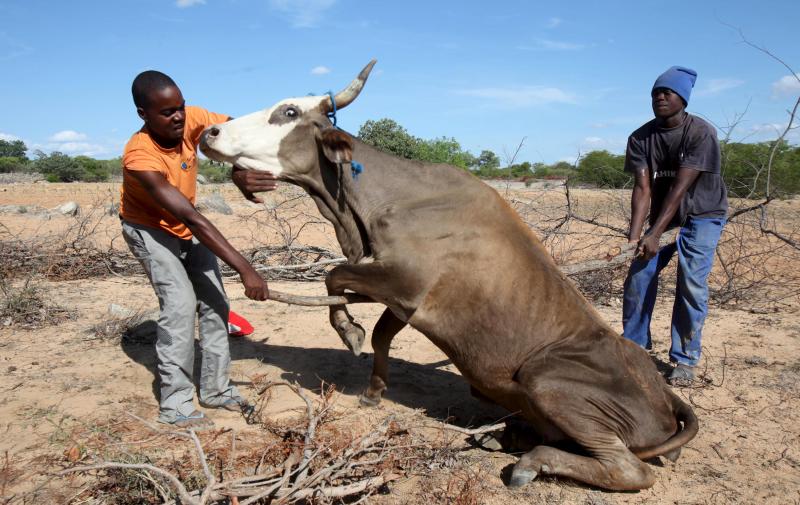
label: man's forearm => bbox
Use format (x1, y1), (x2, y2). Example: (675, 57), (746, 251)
(647, 168), (701, 237)
(183, 212), (254, 276)
(648, 195), (681, 237)
(629, 186), (650, 241)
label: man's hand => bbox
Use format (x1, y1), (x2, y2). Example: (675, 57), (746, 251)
(241, 267), (269, 301)
(232, 167), (277, 204)
(635, 232), (661, 260)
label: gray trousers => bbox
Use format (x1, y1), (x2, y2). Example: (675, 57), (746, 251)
(122, 220), (242, 422)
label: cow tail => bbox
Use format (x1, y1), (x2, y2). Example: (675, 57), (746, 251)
(633, 388), (699, 461)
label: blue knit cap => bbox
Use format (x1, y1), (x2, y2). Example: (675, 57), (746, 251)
(652, 66), (697, 105)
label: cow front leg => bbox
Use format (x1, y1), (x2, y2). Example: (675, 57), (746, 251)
(324, 263), (379, 356)
(325, 261), (417, 356)
(359, 308), (406, 407)
(328, 301), (366, 356)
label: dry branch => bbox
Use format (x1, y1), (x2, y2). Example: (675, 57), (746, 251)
(61, 382), (431, 504)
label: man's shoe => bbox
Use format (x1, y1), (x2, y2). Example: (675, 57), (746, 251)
(667, 364), (695, 386)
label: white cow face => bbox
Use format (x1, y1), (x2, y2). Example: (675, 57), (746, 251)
(199, 95), (330, 176)
(200, 60), (376, 178)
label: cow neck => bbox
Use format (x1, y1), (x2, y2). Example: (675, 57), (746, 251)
(290, 158), (372, 263)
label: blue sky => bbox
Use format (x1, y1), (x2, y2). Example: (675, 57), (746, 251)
(1, 0), (798, 164)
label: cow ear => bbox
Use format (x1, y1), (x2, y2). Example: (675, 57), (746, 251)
(320, 128), (353, 164)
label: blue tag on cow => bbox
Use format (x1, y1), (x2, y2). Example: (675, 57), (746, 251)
(351, 160), (364, 181)
(181, 162), (188, 170)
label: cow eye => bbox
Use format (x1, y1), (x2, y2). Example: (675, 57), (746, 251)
(284, 107), (298, 118)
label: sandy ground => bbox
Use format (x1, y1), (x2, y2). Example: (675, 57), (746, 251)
(0, 181), (799, 504)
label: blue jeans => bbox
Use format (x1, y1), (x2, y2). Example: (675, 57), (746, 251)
(622, 216), (725, 366)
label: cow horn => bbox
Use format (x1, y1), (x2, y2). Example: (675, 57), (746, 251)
(326, 59), (377, 112)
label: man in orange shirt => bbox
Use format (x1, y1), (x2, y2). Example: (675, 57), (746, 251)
(120, 70), (276, 429)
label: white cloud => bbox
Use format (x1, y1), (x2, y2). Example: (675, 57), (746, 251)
(748, 121), (799, 137)
(0, 33), (33, 61)
(0, 132), (21, 142)
(579, 136), (626, 152)
(695, 78), (744, 97)
(269, 0), (337, 28)
(176, 0), (205, 7)
(311, 65), (331, 75)
(39, 141), (109, 157)
(772, 74), (800, 96)
(49, 130), (88, 142)
(457, 86), (576, 107)
(546, 17), (562, 28)
(518, 39), (585, 51)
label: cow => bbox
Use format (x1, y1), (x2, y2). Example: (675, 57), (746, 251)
(199, 60), (698, 491)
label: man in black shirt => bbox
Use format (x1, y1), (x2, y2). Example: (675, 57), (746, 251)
(622, 66), (728, 385)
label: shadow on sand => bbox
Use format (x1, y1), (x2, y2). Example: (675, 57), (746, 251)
(119, 322), (509, 426)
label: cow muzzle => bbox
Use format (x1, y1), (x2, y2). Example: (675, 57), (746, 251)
(199, 126), (223, 160)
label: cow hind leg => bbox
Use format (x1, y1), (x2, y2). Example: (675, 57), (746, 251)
(509, 439), (655, 491)
(359, 308), (406, 407)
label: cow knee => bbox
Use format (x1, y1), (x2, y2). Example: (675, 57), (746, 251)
(605, 460), (655, 491)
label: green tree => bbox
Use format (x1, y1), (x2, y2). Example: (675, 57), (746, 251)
(0, 157), (29, 173)
(74, 155), (109, 182)
(575, 150), (628, 187)
(198, 159), (232, 183)
(416, 137), (476, 169)
(33, 151), (85, 182)
(0, 139), (28, 160)
(357, 118), (420, 159)
(475, 150), (500, 171)
(721, 140), (800, 198)
(101, 157), (123, 180)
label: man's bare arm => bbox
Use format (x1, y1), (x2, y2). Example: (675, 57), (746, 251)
(231, 167), (278, 203)
(629, 167), (651, 243)
(127, 169), (268, 300)
(636, 167), (701, 259)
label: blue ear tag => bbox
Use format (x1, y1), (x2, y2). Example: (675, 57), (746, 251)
(350, 160), (363, 181)
(181, 162), (188, 170)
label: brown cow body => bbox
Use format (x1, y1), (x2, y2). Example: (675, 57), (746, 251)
(199, 61), (698, 491)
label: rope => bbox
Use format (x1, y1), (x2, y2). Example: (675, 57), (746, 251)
(326, 90), (337, 127)
(316, 90), (364, 181)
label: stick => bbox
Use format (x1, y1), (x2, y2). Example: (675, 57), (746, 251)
(189, 430), (216, 505)
(560, 235), (676, 276)
(276, 474), (400, 500)
(267, 290), (373, 306)
(60, 463), (199, 505)
(431, 422), (507, 436)
(263, 237), (677, 306)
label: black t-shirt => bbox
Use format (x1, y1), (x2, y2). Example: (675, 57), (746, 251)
(624, 114), (728, 228)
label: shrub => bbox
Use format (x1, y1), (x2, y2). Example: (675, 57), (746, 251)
(0, 156), (29, 173)
(575, 150), (629, 188)
(74, 155), (110, 182)
(33, 151), (85, 182)
(198, 159), (231, 183)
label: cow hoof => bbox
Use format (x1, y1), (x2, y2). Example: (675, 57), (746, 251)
(507, 468), (537, 488)
(337, 323), (365, 356)
(358, 393), (381, 407)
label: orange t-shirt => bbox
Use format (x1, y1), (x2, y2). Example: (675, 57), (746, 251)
(119, 106), (229, 239)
